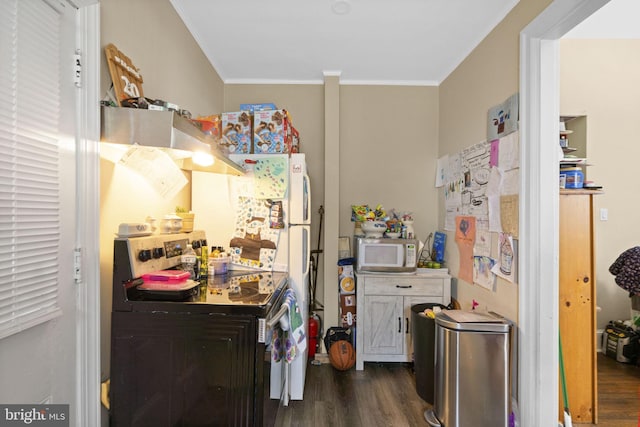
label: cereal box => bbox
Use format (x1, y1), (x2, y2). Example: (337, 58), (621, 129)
(221, 111), (253, 154)
(253, 109), (288, 153)
(340, 294), (357, 328)
(240, 103), (277, 113)
(287, 122), (300, 154)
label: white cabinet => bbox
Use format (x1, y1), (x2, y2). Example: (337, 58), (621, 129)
(355, 272), (451, 370)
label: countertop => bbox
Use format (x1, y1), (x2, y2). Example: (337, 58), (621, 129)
(124, 270), (289, 316)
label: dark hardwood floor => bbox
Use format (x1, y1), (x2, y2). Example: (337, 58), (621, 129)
(587, 353), (640, 427)
(273, 353), (640, 427)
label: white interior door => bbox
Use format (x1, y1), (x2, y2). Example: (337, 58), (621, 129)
(0, 2), (100, 425)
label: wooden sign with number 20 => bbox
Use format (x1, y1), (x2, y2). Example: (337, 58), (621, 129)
(104, 43), (144, 105)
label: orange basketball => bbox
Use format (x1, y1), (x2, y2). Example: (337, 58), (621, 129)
(329, 340), (355, 371)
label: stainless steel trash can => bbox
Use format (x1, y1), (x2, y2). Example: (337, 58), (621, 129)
(425, 310), (512, 427)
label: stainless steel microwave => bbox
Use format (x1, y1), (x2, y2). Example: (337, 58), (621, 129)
(355, 237), (418, 273)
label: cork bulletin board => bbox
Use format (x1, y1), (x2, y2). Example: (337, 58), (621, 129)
(104, 43), (144, 105)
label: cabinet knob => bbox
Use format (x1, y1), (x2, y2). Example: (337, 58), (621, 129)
(398, 317), (401, 333)
(406, 317), (409, 334)
(396, 285), (412, 289)
(583, 276), (590, 283)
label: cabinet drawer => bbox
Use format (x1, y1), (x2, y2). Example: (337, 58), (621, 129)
(363, 277), (445, 296)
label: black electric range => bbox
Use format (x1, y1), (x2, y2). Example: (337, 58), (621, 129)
(109, 231), (288, 426)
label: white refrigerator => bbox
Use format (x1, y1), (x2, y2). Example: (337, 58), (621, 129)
(192, 153), (311, 401)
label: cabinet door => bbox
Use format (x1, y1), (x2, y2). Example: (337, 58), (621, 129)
(110, 311), (257, 427)
(363, 295), (404, 355)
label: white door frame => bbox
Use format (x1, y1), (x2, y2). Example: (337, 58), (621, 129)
(519, 0), (608, 425)
(75, 3), (101, 426)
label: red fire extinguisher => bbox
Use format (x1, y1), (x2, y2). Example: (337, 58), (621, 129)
(308, 313), (320, 359)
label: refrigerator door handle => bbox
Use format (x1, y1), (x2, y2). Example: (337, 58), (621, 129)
(303, 226), (311, 278)
(303, 172), (311, 224)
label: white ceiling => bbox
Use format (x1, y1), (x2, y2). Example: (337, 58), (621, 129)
(169, 0), (639, 86)
(563, 0), (640, 39)
(170, 0), (519, 85)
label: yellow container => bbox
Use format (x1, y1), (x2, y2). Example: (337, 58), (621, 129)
(177, 212), (195, 232)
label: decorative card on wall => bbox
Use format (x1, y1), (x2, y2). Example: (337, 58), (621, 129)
(487, 93), (519, 141)
(228, 196), (280, 270)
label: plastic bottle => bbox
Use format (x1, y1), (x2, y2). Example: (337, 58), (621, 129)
(403, 220), (415, 239)
(199, 244), (209, 278)
(181, 243), (198, 280)
(207, 254), (216, 283)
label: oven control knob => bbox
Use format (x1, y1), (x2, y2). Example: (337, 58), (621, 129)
(152, 247), (164, 259)
(138, 249), (152, 262)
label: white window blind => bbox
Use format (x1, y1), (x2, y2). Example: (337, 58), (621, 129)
(0, 0), (63, 339)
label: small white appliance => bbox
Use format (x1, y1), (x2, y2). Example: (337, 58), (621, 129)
(356, 237), (418, 273)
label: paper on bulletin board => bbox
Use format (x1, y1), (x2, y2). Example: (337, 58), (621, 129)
(501, 168), (519, 196)
(497, 131), (520, 171)
(486, 167), (502, 232)
(460, 142), (491, 230)
(474, 255), (496, 291)
(492, 233), (517, 283)
(474, 229), (492, 257)
(490, 139), (499, 167)
(435, 154), (449, 188)
(118, 146), (188, 199)
(443, 154), (463, 229)
(486, 167), (519, 234)
(444, 142), (491, 231)
(444, 178), (463, 231)
(500, 194), (519, 238)
(449, 152), (462, 179)
(455, 215), (476, 284)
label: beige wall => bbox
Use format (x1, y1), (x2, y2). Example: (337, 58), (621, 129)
(223, 84), (441, 329)
(438, 0), (552, 321)
(99, 0), (225, 403)
(100, 0), (224, 116)
(338, 85), (440, 244)
(560, 39), (640, 329)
